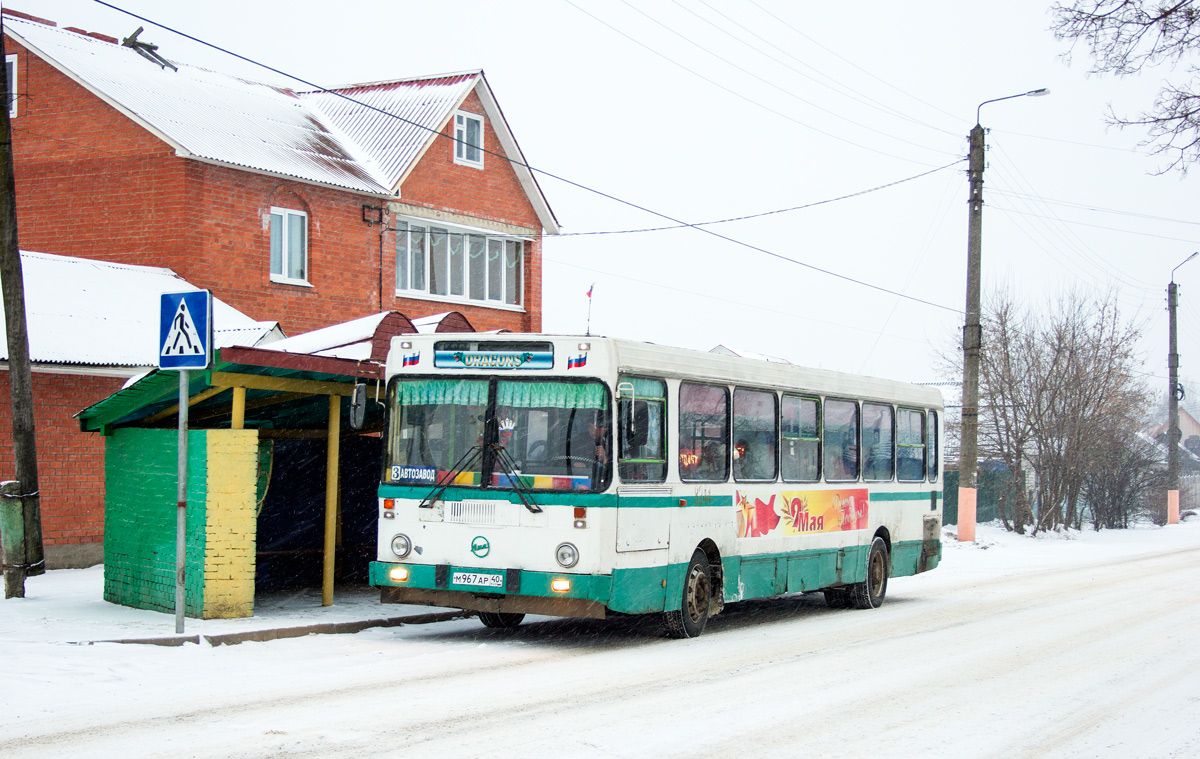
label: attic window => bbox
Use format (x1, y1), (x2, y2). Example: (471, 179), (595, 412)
(454, 111), (484, 168)
(5, 55), (16, 118)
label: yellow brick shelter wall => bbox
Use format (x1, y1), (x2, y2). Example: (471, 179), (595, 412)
(203, 430), (260, 618)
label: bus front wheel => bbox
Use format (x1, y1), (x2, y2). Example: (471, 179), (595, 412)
(478, 611), (525, 629)
(664, 549), (711, 638)
(852, 537), (889, 609)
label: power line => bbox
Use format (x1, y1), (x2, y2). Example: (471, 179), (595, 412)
(989, 188), (1200, 228)
(555, 160), (961, 237)
(562, 0), (949, 166)
(745, 0), (962, 125)
(545, 255), (944, 348)
(93, 0), (964, 316)
(689, 0), (960, 138)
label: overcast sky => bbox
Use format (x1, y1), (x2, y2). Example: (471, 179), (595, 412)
(20, 0), (1200, 396)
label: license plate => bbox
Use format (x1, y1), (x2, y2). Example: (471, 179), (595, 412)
(452, 571), (504, 589)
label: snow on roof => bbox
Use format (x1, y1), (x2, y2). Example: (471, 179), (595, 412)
(709, 344), (792, 364)
(6, 15), (392, 194)
(5, 14), (560, 231)
(0, 251), (279, 367)
(261, 312), (394, 359)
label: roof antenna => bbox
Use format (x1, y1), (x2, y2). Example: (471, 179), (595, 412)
(121, 27), (178, 72)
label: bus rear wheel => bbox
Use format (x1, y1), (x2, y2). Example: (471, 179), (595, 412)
(852, 537), (889, 610)
(664, 549), (711, 639)
(478, 611), (525, 629)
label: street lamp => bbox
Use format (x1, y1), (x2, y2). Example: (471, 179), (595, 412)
(1167, 251), (1198, 507)
(958, 88), (1050, 543)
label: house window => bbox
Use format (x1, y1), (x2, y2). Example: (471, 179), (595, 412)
(269, 207), (308, 284)
(6, 54), (16, 118)
(395, 220), (523, 307)
(454, 111), (483, 167)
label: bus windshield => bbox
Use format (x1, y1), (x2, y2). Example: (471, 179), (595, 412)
(385, 377), (611, 492)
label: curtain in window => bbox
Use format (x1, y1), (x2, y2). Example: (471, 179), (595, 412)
(497, 381), (607, 410)
(399, 379), (488, 406)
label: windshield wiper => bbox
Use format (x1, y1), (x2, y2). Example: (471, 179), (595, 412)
(417, 443), (484, 510)
(489, 443), (542, 513)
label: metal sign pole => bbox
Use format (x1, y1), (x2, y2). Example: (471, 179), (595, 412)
(160, 289), (211, 635)
(175, 368), (188, 634)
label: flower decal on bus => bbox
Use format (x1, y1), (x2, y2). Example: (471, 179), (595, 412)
(735, 489), (868, 538)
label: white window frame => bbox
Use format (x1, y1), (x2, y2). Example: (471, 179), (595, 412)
(6, 54), (17, 118)
(269, 206), (310, 286)
(395, 219), (524, 310)
(453, 110), (484, 168)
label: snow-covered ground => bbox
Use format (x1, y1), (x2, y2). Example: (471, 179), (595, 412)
(1, 519), (1198, 758)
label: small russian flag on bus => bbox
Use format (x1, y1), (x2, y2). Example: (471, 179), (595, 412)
(402, 353), (420, 367)
(567, 354), (587, 369)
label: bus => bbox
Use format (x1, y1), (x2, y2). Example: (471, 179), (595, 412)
(369, 334), (943, 638)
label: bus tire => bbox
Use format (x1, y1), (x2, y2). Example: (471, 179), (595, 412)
(663, 549), (711, 639)
(852, 537), (889, 610)
(478, 611), (525, 629)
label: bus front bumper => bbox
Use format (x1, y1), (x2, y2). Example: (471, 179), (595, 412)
(370, 561), (611, 619)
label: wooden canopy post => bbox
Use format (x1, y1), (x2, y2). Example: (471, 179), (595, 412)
(322, 394), (341, 606)
(231, 386), (246, 430)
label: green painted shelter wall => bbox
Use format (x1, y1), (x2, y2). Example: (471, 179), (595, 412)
(103, 428), (208, 615)
(943, 470), (1014, 525)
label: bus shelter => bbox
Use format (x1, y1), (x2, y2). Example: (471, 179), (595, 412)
(75, 311), (474, 619)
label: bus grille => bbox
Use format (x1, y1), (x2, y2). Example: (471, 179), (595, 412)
(445, 500), (520, 526)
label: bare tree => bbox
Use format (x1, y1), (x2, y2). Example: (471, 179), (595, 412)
(1084, 428), (1164, 529)
(1052, 0), (1200, 173)
(978, 289), (1150, 533)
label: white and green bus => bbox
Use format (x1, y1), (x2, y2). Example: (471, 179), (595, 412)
(369, 334), (943, 637)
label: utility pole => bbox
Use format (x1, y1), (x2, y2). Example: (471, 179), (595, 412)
(1167, 252), (1197, 515)
(958, 122), (985, 543)
(1168, 279), (1181, 493)
(957, 89), (1048, 542)
(0, 23), (45, 598)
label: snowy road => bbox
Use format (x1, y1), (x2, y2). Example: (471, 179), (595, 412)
(2, 526), (1199, 758)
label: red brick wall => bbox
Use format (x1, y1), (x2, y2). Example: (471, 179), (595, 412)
(0, 371), (126, 549)
(9, 32), (545, 336)
(390, 88), (544, 332)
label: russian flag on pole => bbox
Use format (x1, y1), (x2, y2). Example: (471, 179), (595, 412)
(402, 353), (420, 367)
(587, 284), (593, 299)
(567, 354), (588, 369)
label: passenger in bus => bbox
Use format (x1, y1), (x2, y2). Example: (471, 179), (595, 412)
(733, 439), (764, 481)
(571, 417), (609, 489)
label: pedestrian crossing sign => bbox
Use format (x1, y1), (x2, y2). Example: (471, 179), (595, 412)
(159, 291), (212, 370)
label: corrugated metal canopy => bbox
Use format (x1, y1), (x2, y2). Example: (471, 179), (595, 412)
(77, 346), (384, 433)
(0, 250), (280, 367)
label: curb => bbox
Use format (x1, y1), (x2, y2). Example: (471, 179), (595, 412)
(82, 610), (471, 647)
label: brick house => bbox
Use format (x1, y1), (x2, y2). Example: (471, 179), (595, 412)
(0, 250), (282, 568)
(0, 9), (558, 567)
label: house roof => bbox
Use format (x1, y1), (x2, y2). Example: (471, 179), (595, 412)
(4, 12), (559, 232)
(1145, 408), (1200, 442)
(0, 250), (282, 369)
(262, 310), (474, 362)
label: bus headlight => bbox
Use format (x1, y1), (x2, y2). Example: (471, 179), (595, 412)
(391, 534), (412, 558)
(555, 542), (579, 568)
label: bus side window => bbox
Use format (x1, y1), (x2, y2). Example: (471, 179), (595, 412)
(897, 408), (926, 482)
(823, 399), (859, 482)
(862, 402), (895, 482)
(781, 395), (820, 482)
(679, 382), (729, 482)
(618, 376), (667, 483)
(927, 410), (940, 482)
(733, 387), (777, 482)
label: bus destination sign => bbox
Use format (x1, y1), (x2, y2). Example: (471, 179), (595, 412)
(434, 350), (554, 369)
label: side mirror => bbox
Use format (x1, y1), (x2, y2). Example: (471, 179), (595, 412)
(349, 383), (367, 430)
